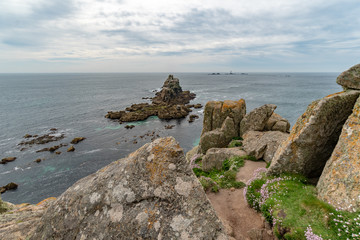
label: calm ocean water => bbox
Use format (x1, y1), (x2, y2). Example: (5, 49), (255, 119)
(0, 72), (342, 204)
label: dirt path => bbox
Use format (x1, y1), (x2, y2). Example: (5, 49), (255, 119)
(207, 160), (274, 240)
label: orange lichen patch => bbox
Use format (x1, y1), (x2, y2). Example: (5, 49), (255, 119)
(289, 142), (298, 163)
(325, 91), (345, 98)
(146, 139), (181, 185)
(36, 197), (56, 206)
(221, 99), (245, 112)
(144, 207), (158, 229)
(289, 100), (318, 141)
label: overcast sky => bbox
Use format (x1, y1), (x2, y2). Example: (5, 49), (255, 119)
(1, 0), (359, 73)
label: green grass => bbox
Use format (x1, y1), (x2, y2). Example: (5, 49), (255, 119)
(245, 172), (360, 239)
(193, 156), (246, 192)
(228, 139), (243, 148)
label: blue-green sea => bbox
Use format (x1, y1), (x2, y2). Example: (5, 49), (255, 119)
(0, 72), (342, 204)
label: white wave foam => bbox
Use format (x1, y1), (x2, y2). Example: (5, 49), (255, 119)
(0, 170), (12, 175)
(81, 149), (102, 154)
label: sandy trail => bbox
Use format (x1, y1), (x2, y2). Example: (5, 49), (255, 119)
(207, 160), (274, 240)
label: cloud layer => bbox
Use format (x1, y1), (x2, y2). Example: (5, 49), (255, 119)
(1, 0), (359, 72)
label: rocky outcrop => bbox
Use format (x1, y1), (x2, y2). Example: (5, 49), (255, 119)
(268, 90), (360, 178)
(240, 104), (277, 136)
(336, 64), (360, 90)
(0, 197), (56, 240)
(71, 137), (86, 144)
(0, 182), (18, 194)
(202, 100), (246, 136)
(242, 131), (289, 162)
(202, 148), (247, 171)
(199, 117), (238, 154)
(317, 96), (360, 211)
(31, 137), (227, 240)
(1, 157), (16, 164)
(106, 75), (197, 122)
(264, 113), (290, 133)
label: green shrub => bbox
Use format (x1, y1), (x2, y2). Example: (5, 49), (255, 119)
(228, 140), (243, 148)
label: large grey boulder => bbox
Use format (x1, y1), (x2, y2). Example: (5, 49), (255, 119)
(317, 96), (360, 211)
(242, 131), (289, 162)
(31, 137), (227, 240)
(200, 117), (237, 154)
(202, 148), (247, 172)
(268, 90), (360, 178)
(240, 104), (277, 136)
(336, 64), (360, 90)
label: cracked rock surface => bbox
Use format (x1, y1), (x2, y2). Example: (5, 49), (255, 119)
(30, 137), (227, 240)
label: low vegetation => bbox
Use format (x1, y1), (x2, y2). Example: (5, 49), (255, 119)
(244, 168), (360, 239)
(191, 155), (258, 192)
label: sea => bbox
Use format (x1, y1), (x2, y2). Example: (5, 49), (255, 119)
(0, 72), (342, 204)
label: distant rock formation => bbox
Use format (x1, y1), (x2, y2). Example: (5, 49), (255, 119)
(268, 90), (360, 178)
(336, 63), (360, 90)
(317, 95), (360, 210)
(30, 137), (227, 239)
(105, 75), (198, 122)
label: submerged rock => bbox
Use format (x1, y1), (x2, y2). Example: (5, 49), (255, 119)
(30, 137), (227, 240)
(268, 90), (360, 178)
(317, 96), (360, 211)
(336, 63), (360, 90)
(70, 137), (86, 144)
(67, 146), (75, 152)
(1, 157), (16, 164)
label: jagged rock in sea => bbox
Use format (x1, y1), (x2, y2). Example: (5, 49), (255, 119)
(1, 157), (16, 164)
(268, 90), (360, 178)
(264, 112), (290, 133)
(105, 75), (196, 122)
(30, 137), (228, 240)
(240, 104), (277, 136)
(199, 116), (238, 154)
(336, 63), (360, 90)
(242, 131), (289, 162)
(317, 95), (360, 211)
(202, 147), (247, 171)
(0, 197), (56, 240)
(201, 100), (246, 136)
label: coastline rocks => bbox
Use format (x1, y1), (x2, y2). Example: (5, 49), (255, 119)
(202, 100), (246, 136)
(0, 182), (18, 194)
(70, 137), (86, 144)
(199, 117), (237, 154)
(0, 197), (56, 240)
(202, 148), (247, 171)
(106, 75), (196, 122)
(240, 104), (277, 136)
(1, 157), (16, 164)
(30, 137), (227, 240)
(317, 96), (360, 211)
(242, 131), (289, 162)
(268, 90), (360, 178)
(18, 131), (64, 146)
(336, 63), (360, 90)
(67, 146), (75, 152)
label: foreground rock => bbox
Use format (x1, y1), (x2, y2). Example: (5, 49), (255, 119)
(106, 75), (198, 122)
(317, 96), (360, 211)
(336, 63), (360, 90)
(202, 148), (247, 171)
(242, 131), (289, 162)
(31, 137), (227, 240)
(0, 198), (56, 240)
(264, 112), (290, 133)
(268, 90), (360, 178)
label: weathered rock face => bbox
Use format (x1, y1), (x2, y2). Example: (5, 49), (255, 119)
(242, 131), (289, 162)
(199, 117), (237, 154)
(31, 137), (227, 240)
(268, 90), (360, 178)
(201, 99), (246, 136)
(202, 148), (247, 171)
(317, 96), (360, 211)
(0, 197), (56, 240)
(264, 113), (290, 133)
(336, 64), (360, 90)
(240, 104), (277, 136)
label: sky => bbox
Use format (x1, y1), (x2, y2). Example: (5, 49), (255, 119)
(0, 0), (359, 73)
